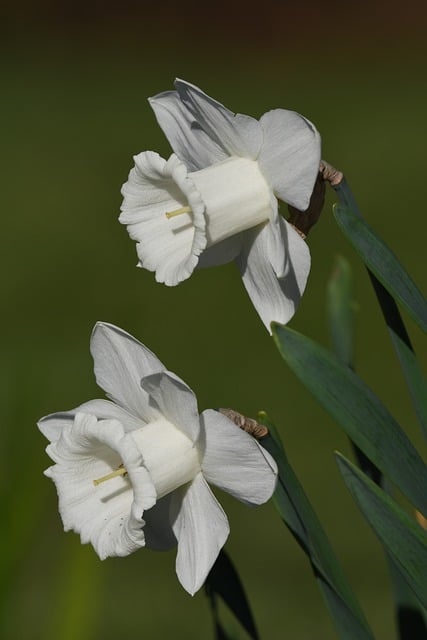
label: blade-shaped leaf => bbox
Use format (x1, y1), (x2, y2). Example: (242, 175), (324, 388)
(259, 417), (374, 639)
(332, 181), (427, 439)
(326, 255), (427, 637)
(367, 266), (427, 441)
(327, 255), (356, 368)
(327, 257), (382, 484)
(388, 555), (427, 639)
(205, 549), (259, 640)
(272, 324), (427, 517)
(333, 203), (427, 334)
(336, 454), (427, 611)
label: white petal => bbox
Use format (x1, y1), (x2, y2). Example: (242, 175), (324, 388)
(76, 400), (143, 431)
(257, 109), (321, 210)
(38, 411), (76, 442)
(174, 79), (263, 160)
(120, 152), (207, 286)
(149, 90), (227, 170)
(45, 413), (148, 559)
(196, 234), (243, 268)
(38, 400), (143, 443)
(140, 371), (200, 443)
(143, 494), (176, 551)
(200, 410), (277, 505)
(90, 322), (165, 421)
(236, 219), (311, 332)
(171, 473), (229, 595)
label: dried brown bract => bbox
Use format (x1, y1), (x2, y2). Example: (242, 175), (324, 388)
(319, 160), (343, 187)
(218, 408), (269, 440)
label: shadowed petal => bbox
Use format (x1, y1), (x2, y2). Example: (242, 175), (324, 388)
(149, 91), (227, 170)
(236, 219), (311, 332)
(143, 494), (177, 551)
(258, 109), (321, 210)
(140, 371), (200, 443)
(200, 409), (277, 505)
(196, 233), (243, 268)
(90, 322), (165, 421)
(171, 473), (229, 595)
(175, 79), (263, 160)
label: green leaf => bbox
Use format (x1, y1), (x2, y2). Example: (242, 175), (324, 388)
(333, 181), (427, 444)
(388, 556), (427, 639)
(205, 549), (259, 640)
(326, 254), (427, 636)
(336, 454), (427, 611)
(333, 203), (427, 334)
(259, 419), (374, 639)
(377, 311), (427, 443)
(327, 257), (382, 484)
(272, 324), (427, 517)
(327, 255), (356, 368)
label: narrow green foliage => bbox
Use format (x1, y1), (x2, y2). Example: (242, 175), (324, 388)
(326, 257), (382, 483)
(205, 550), (259, 640)
(258, 415), (374, 640)
(332, 181), (427, 439)
(326, 255), (427, 638)
(336, 454), (427, 611)
(327, 255), (356, 368)
(333, 203), (427, 334)
(272, 324), (427, 517)
(327, 185), (427, 640)
(388, 555), (427, 639)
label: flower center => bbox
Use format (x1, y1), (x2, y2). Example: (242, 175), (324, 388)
(165, 157), (272, 246)
(130, 418), (200, 499)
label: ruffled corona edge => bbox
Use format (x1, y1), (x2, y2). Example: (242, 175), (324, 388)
(120, 152), (208, 286)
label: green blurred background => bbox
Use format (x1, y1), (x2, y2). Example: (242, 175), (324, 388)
(2, 1), (427, 638)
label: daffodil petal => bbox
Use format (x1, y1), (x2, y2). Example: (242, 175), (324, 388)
(143, 494), (176, 551)
(171, 472), (229, 595)
(140, 371), (200, 443)
(174, 79), (263, 160)
(149, 90), (227, 171)
(120, 152), (207, 286)
(90, 322), (165, 421)
(196, 233), (243, 268)
(38, 400), (143, 443)
(76, 400), (143, 431)
(258, 108), (321, 210)
(45, 413), (147, 559)
(38, 411), (75, 442)
(200, 409), (277, 505)
(236, 219), (311, 332)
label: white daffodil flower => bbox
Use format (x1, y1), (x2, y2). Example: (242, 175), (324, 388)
(39, 322), (277, 595)
(120, 79), (321, 331)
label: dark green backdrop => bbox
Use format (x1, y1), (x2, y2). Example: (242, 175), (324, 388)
(2, 2), (427, 638)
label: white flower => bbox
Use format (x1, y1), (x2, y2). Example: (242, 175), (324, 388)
(39, 322), (277, 595)
(120, 79), (321, 331)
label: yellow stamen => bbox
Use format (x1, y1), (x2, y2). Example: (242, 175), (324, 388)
(165, 206), (192, 219)
(93, 465), (128, 486)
